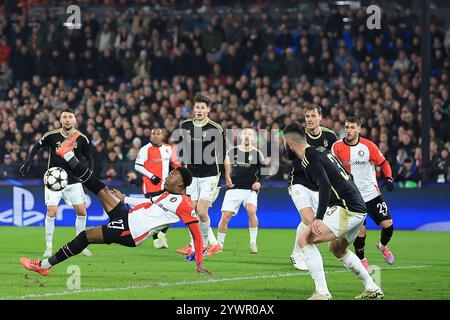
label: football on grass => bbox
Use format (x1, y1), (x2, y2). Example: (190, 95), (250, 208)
(44, 167), (68, 191)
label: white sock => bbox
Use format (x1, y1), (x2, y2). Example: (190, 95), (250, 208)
(302, 244), (331, 296)
(75, 215), (87, 235)
(40, 259), (51, 270)
(63, 151), (75, 161)
(208, 227), (218, 246)
(292, 222), (307, 257)
(45, 215), (55, 248)
(249, 227), (258, 244)
(217, 232), (226, 246)
(199, 220), (210, 248)
(339, 250), (379, 291)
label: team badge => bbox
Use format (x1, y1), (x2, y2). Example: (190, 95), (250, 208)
(202, 131), (207, 138)
(170, 197), (177, 202)
(248, 155), (253, 161)
(358, 150), (365, 157)
(324, 140), (328, 148)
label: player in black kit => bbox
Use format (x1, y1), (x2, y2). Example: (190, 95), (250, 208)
(217, 127), (265, 253)
(289, 104), (337, 270)
(19, 108), (94, 258)
(177, 93), (226, 258)
(283, 122), (383, 300)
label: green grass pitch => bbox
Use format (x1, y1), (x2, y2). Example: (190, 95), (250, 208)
(1, 227), (449, 300)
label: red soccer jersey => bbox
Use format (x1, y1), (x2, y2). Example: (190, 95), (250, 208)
(127, 192), (204, 263)
(332, 137), (392, 202)
(135, 143), (181, 194)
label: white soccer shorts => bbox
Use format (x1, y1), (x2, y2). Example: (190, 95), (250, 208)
(186, 175), (220, 203)
(45, 182), (86, 206)
(288, 184), (319, 215)
(322, 206), (366, 243)
(221, 189), (258, 215)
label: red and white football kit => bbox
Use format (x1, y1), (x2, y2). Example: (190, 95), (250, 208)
(332, 137), (392, 202)
(135, 143), (181, 194)
(127, 192), (204, 263)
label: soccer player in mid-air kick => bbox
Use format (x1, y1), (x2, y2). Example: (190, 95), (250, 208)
(332, 117), (395, 270)
(283, 123), (383, 300)
(19, 131), (212, 276)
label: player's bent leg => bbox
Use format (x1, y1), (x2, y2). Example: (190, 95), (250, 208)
(377, 219), (395, 264)
(299, 223), (335, 300)
(291, 207), (314, 269)
(196, 199), (211, 246)
(43, 205), (57, 257)
(330, 239), (383, 299)
(197, 198), (220, 255)
(55, 141), (120, 213)
(217, 211), (234, 249)
(246, 204), (258, 254)
(20, 228), (102, 276)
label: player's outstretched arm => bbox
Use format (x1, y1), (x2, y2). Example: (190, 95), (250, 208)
(19, 143), (43, 176)
(188, 222), (212, 275)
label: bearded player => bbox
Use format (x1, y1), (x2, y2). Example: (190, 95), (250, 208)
(19, 108), (93, 258)
(289, 104), (337, 270)
(284, 123), (383, 300)
(332, 117), (395, 270)
(19, 132), (212, 276)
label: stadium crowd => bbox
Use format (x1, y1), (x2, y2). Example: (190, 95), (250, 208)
(0, 1), (449, 186)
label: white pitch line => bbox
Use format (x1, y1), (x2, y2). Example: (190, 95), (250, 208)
(1, 265), (430, 300)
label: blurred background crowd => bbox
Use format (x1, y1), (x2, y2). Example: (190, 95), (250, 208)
(0, 0), (449, 187)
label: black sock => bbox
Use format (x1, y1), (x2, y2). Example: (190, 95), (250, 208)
(153, 227), (169, 240)
(353, 235), (366, 260)
(66, 155), (105, 194)
(48, 231), (89, 267)
(380, 225), (394, 246)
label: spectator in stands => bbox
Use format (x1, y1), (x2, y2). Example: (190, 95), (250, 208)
(0, 154), (16, 179)
(431, 149), (450, 183)
(0, 1), (448, 185)
(396, 157), (420, 188)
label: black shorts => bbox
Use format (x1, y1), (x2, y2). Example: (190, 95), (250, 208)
(364, 195), (392, 226)
(101, 203), (136, 247)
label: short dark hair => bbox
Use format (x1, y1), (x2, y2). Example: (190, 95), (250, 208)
(177, 167), (193, 188)
(194, 92), (211, 106)
(345, 117), (361, 127)
(283, 122), (306, 142)
(304, 103), (322, 116)
(61, 108), (75, 115)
